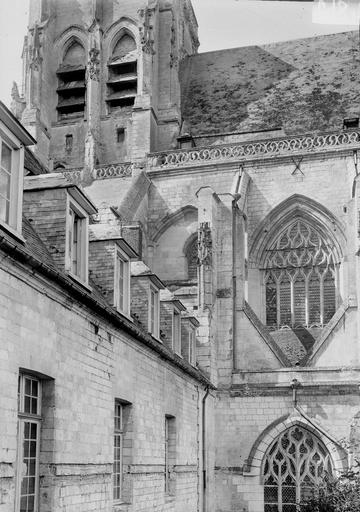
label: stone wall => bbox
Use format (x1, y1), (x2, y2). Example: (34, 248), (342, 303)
(0, 248), (209, 512)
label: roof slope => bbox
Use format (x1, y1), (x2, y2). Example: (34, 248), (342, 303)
(180, 31), (360, 136)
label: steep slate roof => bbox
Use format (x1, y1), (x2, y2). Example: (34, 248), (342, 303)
(24, 147), (48, 176)
(180, 31), (360, 137)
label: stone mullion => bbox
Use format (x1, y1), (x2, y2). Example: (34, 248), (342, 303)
(304, 272), (310, 327)
(290, 273), (295, 327)
(319, 273), (325, 325)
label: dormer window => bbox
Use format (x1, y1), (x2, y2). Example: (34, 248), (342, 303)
(0, 101), (35, 236)
(66, 198), (88, 284)
(57, 40), (86, 120)
(107, 33), (138, 112)
(188, 328), (196, 365)
(173, 309), (181, 355)
(0, 140), (12, 224)
(149, 285), (160, 338)
(114, 249), (130, 316)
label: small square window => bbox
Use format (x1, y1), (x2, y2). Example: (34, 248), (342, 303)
(66, 198), (88, 284)
(343, 118), (359, 130)
(114, 251), (130, 316)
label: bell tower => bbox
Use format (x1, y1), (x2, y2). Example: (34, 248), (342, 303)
(14, 0), (199, 173)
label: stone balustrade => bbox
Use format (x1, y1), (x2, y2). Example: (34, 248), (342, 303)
(148, 131), (360, 169)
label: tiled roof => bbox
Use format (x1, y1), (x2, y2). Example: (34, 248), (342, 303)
(24, 147), (48, 175)
(180, 31), (360, 137)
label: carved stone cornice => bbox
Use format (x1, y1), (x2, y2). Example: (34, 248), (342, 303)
(149, 131), (360, 169)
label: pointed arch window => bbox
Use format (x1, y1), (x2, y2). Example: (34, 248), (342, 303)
(264, 219), (338, 328)
(107, 33), (138, 111)
(263, 425), (332, 511)
(184, 235), (198, 281)
(57, 40), (86, 120)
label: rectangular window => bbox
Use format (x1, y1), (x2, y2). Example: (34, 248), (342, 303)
(66, 199), (88, 283)
(189, 329), (196, 366)
(114, 252), (130, 315)
(149, 286), (159, 338)
(114, 401), (124, 501)
(16, 374), (41, 512)
(113, 400), (132, 503)
(172, 310), (181, 355)
(0, 140), (12, 224)
(165, 416), (176, 496)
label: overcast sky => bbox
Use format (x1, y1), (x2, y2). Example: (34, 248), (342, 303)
(0, 0), (357, 107)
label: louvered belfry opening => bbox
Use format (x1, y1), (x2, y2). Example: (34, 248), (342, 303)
(264, 219), (337, 329)
(263, 426), (332, 512)
(107, 34), (138, 112)
(57, 41), (86, 120)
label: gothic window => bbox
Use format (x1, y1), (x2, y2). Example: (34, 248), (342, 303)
(263, 426), (332, 512)
(107, 33), (138, 111)
(185, 236), (198, 281)
(57, 41), (86, 120)
(264, 219), (337, 328)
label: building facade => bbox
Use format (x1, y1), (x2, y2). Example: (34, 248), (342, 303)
(3, 0), (360, 511)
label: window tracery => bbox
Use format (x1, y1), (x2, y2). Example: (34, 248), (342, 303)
(185, 236), (198, 281)
(263, 426), (332, 512)
(264, 219), (337, 328)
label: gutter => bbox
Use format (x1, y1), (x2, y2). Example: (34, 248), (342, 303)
(202, 386), (210, 512)
(0, 233), (215, 390)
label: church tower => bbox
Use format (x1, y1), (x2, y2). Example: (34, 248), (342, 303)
(15, 0), (199, 172)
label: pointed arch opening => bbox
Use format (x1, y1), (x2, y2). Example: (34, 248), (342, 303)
(184, 233), (198, 282)
(263, 425), (333, 511)
(107, 30), (138, 112)
(264, 218), (338, 329)
(57, 38), (86, 120)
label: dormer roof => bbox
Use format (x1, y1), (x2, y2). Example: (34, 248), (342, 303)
(24, 173), (97, 215)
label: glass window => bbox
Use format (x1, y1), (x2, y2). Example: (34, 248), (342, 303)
(17, 375), (41, 512)
(264, 219), (337, 328)
(67, 201), (88, 283)
(263, 426), (332, 512)
(0, 141), (12, 224)
(173, 310), (181, 354)
(149, 286), (159, 338)
(115, 252), (130, 315)
(113, 401), (123, 501)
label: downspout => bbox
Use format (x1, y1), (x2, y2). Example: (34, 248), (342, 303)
(202, 386), (210, 512)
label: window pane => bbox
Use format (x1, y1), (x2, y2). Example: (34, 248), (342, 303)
(279, 277), (291, 326)
(266, 274), (277, 326)
(0, 195), (10, 223)
(309, 272), (321, 325)
(323, 271), (336, 323)
(294, 275), (305, 326)
(1, 142), (12, 172)
(0, 169), (11, 199)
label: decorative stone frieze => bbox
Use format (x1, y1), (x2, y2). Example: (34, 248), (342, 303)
(149, 131), (360, 169)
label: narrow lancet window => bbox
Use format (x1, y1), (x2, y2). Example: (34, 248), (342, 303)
(107, 33), (138, 112)
(57, 41), (86, 120)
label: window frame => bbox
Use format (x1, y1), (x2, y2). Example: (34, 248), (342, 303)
(189, 328), (196, 366)
(113, 400), (124, 502)
(149, 285), (160, 339)
(65, 195), (89, 285)
(0, 124), (24, 236)
(172, 308), (181, 355)
(16, 374), (42, 512)
(114, 248), (131, 317)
